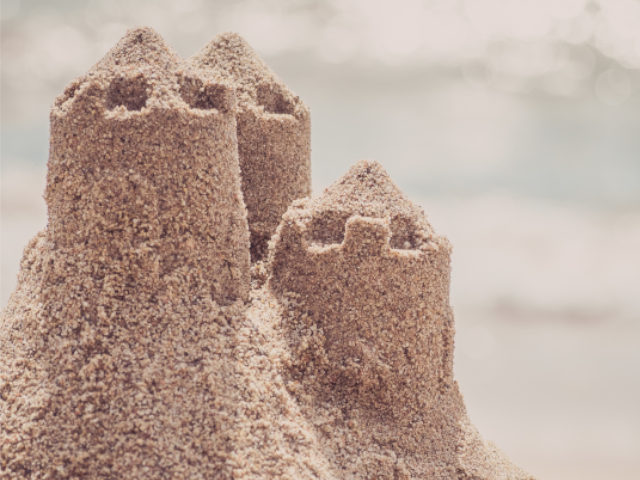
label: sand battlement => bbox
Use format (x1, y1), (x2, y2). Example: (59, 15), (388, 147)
(52, 38), (238, 120)
(269, 160), (447, 264)
(272, 201), (446, 261)
(255, 81), (301, 116)
(51, 77), (236, 121)
(176, 72), (235, 112)
(52, 74), (236, 119)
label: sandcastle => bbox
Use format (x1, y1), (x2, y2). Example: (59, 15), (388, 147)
(0, 27), (533, 479)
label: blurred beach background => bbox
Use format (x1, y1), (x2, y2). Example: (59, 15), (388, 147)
(1, 0), (639, 478)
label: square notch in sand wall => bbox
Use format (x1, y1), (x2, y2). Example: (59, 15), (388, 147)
(0, 27), (534, 480)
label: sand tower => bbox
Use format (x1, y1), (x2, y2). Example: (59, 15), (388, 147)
(189, 33), (311, 261)
(0, 28), (264, 479)
(47, 27), (250, 304)
(268, 160), (532, 479)
(269, 160), (454, 412)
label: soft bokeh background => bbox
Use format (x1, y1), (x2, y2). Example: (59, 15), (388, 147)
(2, 1), (639, 478)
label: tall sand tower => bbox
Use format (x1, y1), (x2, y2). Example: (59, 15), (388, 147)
(0, 27), (259, 479)
(189, 33), (311, 261)
(47, 27), (250, 305)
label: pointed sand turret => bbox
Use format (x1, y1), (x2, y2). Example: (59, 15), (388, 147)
(267, 160), (533, 479)
(53, 27), (183, 117)
(189, 32), (311, 261)
(1, 27), (289, 479)
(313, 160), (422, 217)
(48, 26), (249, 302)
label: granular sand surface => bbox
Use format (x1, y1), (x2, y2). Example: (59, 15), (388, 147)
(190, 32), (311, 261)
(0, 27), (532, 479)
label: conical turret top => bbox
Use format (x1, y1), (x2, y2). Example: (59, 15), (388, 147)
(189, 32), (308, 118)
(189, 32), (290, 106)
(313, 160), (425, 219)
(91, 26), (181, 74)
(52, 27), (189, 116)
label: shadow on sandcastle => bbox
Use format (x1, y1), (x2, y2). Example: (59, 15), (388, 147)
(0, 27), (533, 480)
